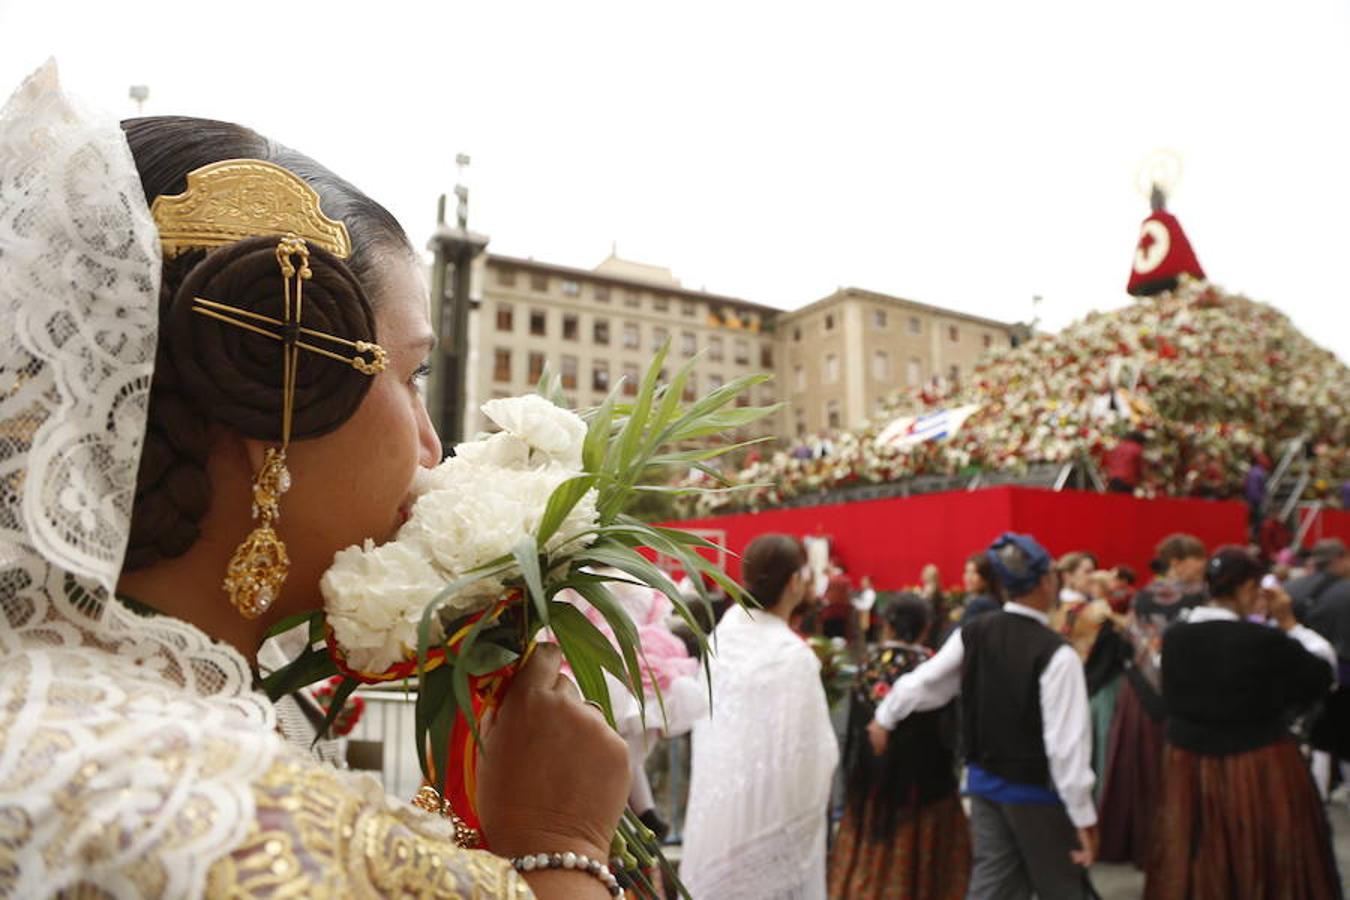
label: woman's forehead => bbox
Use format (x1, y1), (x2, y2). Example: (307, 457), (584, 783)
(373, 257), (432, 342)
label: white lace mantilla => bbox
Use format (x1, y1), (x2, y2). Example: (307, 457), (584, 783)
(0, 63), (282, 898)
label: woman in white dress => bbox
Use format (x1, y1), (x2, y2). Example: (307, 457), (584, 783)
(0, 65), (628, 898)
(680, 534), (840, 899)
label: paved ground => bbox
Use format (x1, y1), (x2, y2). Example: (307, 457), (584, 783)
(1089, 801), (1350, 898)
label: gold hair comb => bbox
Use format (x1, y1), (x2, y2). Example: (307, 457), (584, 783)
(151, 158), (352, 259)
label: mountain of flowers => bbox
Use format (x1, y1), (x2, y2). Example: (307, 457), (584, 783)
(681, 280), (1349, 516)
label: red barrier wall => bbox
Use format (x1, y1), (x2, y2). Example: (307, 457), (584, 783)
(665, 487), (1250, 590)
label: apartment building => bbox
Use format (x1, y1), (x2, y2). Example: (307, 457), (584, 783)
(778, 287), (1022, 436)
(460, 254), (1021, 443)
(469, 252), (782, 437)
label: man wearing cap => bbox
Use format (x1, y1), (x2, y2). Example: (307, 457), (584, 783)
(868, 533), (1097, 899)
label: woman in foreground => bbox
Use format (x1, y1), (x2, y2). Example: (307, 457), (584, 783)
(0, 66), (627, 898)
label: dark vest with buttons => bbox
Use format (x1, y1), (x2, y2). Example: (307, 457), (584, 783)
(960, 609), (1066, 787)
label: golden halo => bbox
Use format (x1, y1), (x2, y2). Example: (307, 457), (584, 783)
(1134, 149), (1184, 200)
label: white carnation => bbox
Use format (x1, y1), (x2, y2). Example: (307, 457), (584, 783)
(322, 391), (599, 671)
(321, 538), (448, 673)
(452, 431), (531, 470)
(406, 461), (598, 582)
(482, 394), (587, 468)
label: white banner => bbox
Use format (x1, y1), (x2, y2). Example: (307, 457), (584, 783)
(874, 404), (981, 451)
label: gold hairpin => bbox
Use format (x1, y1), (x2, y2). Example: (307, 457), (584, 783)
(190, 297), (387, 375)
(151, 159), (352, 259)
(218, 236), (314, 619)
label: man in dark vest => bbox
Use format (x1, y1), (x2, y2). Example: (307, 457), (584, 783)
(869, 532), (1097, 898)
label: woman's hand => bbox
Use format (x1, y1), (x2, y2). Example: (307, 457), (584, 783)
(476, 643), (630, 864)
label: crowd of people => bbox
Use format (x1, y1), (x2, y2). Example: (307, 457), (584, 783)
(679, 532), (1350, 899)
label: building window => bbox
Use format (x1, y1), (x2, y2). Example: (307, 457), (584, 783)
(760, 344), (774, 369)
(652, 295), (669, 312)
(562, 314), (579, 341)
(680, 331), (696, 357)
(594, 284), (611, 303)
(495, 303), (513, 332)
(733, 339), (749, 365)
(824, 313), (835, 331)
(874, 309), (887, 328)
(493, 348), (512, 383)
(624, 291), (640, 308)
(795, 416), (807, 438)
(530, 272), (549, 292)
(948, 364), (960, 382)
(948, 325), (959, 343)
(681, 301), (697, 317)
(872, 350), (889, 381)
(794, 365), (805, 391)
(709, 336), (724, 362)
(593, 318), (609, 344)
(793, 326), (802, 342)
(683, 373), (697, 402)
(653, 326), (669, 349)
(497, 267), (517, 287)
(592, 360), (609, 392)
(736, 392), (750, 408)
(825, 353), (839, 384)
(708, 374), (724, 391)
(907, 358), (921, 385)
(561, 279), (580, 297)
(561, 355), (578, 389)
(530, 309), (547, 336)
(622, 363), (639, 396)
(983, 333), (993, 349)
(760, 386), (775, 407)
(826, 400), (841, 430)
(528, 351), (546, 383)
(622, 322), (640, 349)
(908, 316), (922, 335)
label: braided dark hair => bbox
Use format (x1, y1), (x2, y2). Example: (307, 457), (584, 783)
(120, 117), (410, 570)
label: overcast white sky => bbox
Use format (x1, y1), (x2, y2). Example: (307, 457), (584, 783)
(4, 0), (1348, 362)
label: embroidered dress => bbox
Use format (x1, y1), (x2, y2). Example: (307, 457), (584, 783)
(828, 643), (969, 900)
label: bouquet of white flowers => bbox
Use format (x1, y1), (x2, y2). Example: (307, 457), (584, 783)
(263, 346), (775, 895)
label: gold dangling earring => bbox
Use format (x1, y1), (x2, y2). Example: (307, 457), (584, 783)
(224, 447), (292, 618)
(222, 236), (308, 619)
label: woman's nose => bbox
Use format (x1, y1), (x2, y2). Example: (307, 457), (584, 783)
(417, 399), (443, 466)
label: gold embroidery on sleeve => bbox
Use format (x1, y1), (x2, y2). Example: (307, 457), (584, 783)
(206, 757), (531, 898)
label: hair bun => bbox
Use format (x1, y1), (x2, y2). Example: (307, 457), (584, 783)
(165, 235), (379, 442)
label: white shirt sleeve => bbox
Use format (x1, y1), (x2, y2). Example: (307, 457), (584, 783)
(1039, 644), (1097, 828)
(872, 631), (965, 730)
(1288, 625), (1338, 677)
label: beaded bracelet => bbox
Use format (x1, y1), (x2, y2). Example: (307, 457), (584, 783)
(509, 851), (624, 897)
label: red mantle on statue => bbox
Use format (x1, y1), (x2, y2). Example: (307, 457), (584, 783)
(665, 487), (1350, 590)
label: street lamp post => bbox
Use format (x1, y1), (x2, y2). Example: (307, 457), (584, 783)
(426, 155), (489, 450)
(129, 85), (149, 115)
